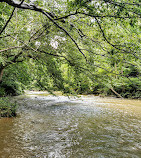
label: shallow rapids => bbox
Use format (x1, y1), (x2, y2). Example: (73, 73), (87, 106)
(0, 92), (141, 158)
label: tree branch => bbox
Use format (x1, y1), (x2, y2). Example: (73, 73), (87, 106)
(0, 46), (23, 52)
(0, 7), (16, 35)
(0, 0), (25, 35)
(95, 17), (141, 59)
(103, 0), (141, 6)
(55, 12), (136, 21)
(29, 24), (50, 42)
(1, 0), (87, 61)
(110, 87), (123, 98)
(103, 0), (141, 17)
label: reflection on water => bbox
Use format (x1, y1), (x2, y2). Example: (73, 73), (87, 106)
(0, 93), (141, 158)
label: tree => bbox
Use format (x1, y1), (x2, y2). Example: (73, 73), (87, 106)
(0, 0), (141, 97)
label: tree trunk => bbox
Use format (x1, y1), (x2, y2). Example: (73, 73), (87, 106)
(0, 68), (4, 83)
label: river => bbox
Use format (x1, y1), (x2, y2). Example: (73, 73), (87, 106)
(0, 91), (141, 158)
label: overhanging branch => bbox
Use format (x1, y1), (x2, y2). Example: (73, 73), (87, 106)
(0, 7), (16, 35)
(54, 12), (136, 21)
(0, 0), (25, 35)
(1, 0), (87, 61)
(95, 17), (141, 60)
(0, 46), (23, 52)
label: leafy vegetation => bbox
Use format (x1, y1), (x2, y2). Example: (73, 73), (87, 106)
(0, 97), (17, 117)
(0, 0), (141, 99)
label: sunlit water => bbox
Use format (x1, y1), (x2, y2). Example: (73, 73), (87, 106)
(0, 92), (141, 158)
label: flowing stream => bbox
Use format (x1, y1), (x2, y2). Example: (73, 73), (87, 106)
(0, 91), (141, 158)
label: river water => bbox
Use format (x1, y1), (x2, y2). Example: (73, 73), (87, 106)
(0, 92), (141, 158)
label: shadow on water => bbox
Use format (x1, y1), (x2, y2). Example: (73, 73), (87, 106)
(0, 93), (141, 158)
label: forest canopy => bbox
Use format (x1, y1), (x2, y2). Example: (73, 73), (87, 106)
(0, 0), (141, 98)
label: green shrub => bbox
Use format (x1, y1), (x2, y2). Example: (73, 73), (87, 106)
(0, 97), (17, 117)
(112, 77), (141, 98)
(0, 81), (24, 97)
(0, 87), (6, 97)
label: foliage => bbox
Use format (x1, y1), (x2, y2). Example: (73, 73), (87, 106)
(112, 77), (141, 99)
(0, 97), (17, 117)
(0, 62), (32, 96)
(0, 0), (141, 98)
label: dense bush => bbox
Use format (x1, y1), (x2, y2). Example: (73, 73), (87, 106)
(112, 77), (141, 99)
(0, 97), (17, 117)
(0, 81), (23, 97)
(0, 62), (32, 97)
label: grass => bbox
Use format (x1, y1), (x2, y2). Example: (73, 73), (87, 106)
(0, 97), (17, 117)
